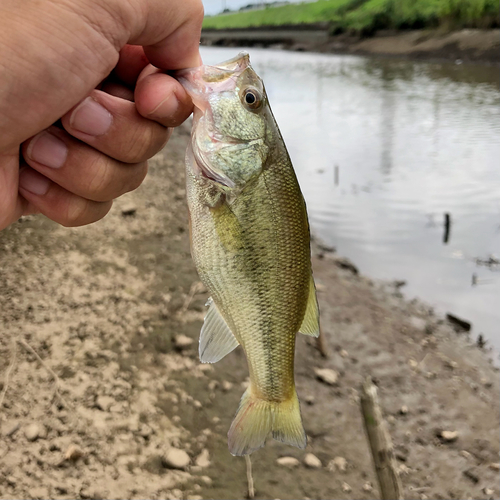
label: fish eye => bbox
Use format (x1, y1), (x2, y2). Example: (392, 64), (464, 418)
(242, 87), (263, 111)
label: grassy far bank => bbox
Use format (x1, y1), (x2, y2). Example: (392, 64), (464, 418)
(202, 0), (499, 34)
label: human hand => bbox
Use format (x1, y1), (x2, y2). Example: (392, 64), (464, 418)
(0, 0), (203, 230)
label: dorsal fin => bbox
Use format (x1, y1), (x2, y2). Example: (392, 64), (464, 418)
(199, 298), (239, 363)
(299, 275), (320, 337)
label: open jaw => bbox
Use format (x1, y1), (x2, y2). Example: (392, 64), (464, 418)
(174, 52), (251, 111)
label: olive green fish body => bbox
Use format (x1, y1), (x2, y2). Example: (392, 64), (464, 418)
(179, 53), (319, 455)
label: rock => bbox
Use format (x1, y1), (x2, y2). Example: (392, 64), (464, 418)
(195, 449), (210, 468)
(121, 204), (137, 216)
(327, 456), (347, 472)
(342, 482), (352, 493)
(304, 453), (322, 469)
(163, 448), (190, 470)
(459, 450), (472, 459)
(314, 368), (339, 386)
(174, 334), (193, 349)
(96, 396), (115, 411)
(399, 405), (409, 415)
(24, 423), (45, 441)
(340, 349), (349, 358)
(446, 313), (471, 332)
(276, 456), (300, 467)
(440, 430), (458, 442)
(335, 257), (359, 275)
(483, 487), (494, 496)
(489, 462), (500, 471)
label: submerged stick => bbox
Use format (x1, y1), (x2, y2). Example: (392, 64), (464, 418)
(245, 455), (255, 499)
(315, 327), (329, 358)
(360, 377), (403, 500)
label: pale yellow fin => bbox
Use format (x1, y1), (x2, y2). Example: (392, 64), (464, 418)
(199, 298), (239, 363)
(227, 386), (307, 456)
(299, 275), (320, 337)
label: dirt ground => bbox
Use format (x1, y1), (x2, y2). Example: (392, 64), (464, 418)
(0, 124), (499, 500)
(203, 28), (500, 64)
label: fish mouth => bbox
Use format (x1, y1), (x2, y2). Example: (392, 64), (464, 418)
(173, 52), (251, 107)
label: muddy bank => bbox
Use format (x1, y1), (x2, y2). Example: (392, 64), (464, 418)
(0, 124), (499, 500)
(201, 28), (500, 64)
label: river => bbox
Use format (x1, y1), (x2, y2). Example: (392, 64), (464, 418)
(200, 46), (500, 352)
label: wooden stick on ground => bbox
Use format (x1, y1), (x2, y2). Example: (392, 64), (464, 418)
(245, 455), (255, 499)
(360, 376), (403, 500)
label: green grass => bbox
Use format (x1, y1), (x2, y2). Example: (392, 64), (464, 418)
(202, 0), (499, 33)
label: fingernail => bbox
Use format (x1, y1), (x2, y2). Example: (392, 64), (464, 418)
(26, 131), (68, 169)
(70, 97), (113, 136)
(19, 168), (50, 196)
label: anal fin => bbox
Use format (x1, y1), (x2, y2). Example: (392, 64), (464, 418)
(299, 275), (320, 337)
(199, 298), (239, 363)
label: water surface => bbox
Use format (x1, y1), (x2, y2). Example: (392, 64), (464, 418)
(200, 47), (500, 351)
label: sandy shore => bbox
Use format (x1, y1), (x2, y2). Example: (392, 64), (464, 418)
(0, 124), (499, 500)
(201, 28), (500, 64)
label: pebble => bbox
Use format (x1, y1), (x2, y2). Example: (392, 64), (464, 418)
(163, 448), (190, 470)
(24, 423), (46, 441)
(440, 430), (458, 442)
(64, 444), (84, 461)
(304, 453), (322, 469)
(362, 482), (373, 492)
(459, 450), (472, 459)
(276, 456), (300, 467)
(399, 405), (409, 415)
(199, 476), (212, 486)
(483, 487), (494, 496)
(3, 421), (20, 438)
(342, 482), (352, 493)
(340, 349), (349, 358)
(221, 380), (233, 392)
(175, 334), (193, 349)
(305, 395), (315, 405)
(96, 396), (115, 412)
(489, 462), (500, 471)
(195, 449), (210, 468)
(314, 368), (339, 386)
(327, 456), (347, 472)
(410, 316), (427, 332)
(121, 204), (137, 216)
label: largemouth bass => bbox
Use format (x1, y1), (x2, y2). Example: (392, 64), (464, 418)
(177, 52), (319, 456)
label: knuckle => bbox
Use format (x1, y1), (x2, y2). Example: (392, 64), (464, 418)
(126, 161), (148, 192)
(122, 123), (166, 163)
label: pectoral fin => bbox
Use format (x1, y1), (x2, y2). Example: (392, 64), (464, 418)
(199, 298), (239, 363)
(299, 275), (320, 337)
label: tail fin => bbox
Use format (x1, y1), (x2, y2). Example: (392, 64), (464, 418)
(227, 387), (306, 456)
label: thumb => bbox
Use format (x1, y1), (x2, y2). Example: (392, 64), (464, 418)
(0, 150), (26, 230)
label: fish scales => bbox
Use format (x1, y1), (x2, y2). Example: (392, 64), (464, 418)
(177, 52), (320, 455)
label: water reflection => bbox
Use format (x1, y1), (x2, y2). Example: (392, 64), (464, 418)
(200, 47), (500, 351)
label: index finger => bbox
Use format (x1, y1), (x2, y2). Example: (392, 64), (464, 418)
(126, 0), (204, 69)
